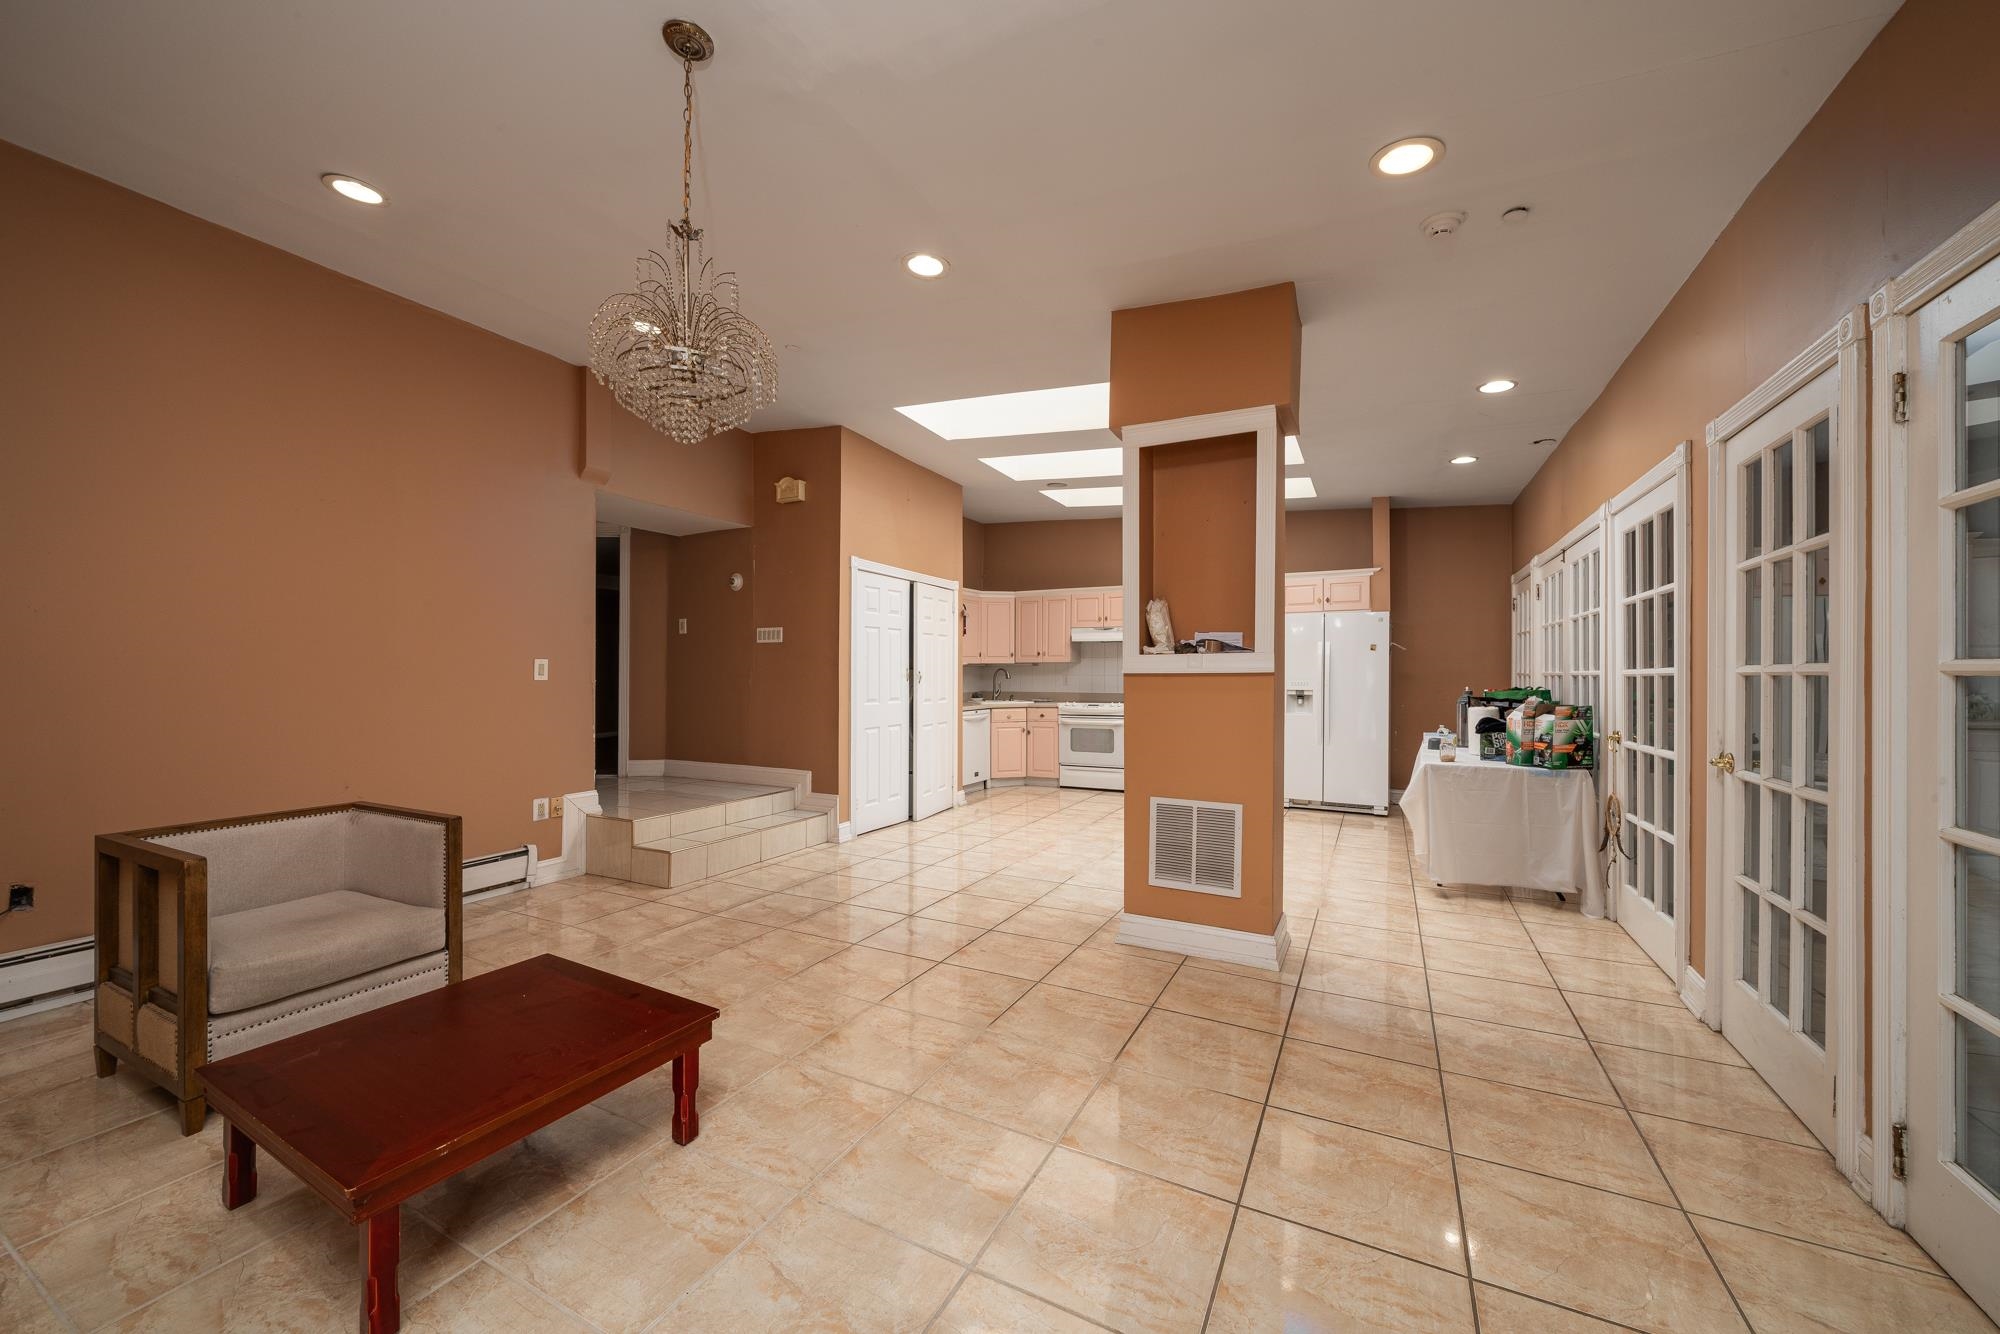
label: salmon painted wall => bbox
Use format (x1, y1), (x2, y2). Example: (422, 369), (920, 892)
(1287, 509), (1374, 573)
(0, 141), (593, 951)
(838, 429), (965, 821)
(582, 379), (753, 528)
(1388, 507), (1513, 788)
(962, 518), (989, 588)
(1509, 0), (2000, 973)
(627, 531), (671, 762)
(973, 518), (1123, 590)
(667, 528), (756, 766)
(744, 428), (844, 791)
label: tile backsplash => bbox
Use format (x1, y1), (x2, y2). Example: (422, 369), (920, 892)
(962, 640), (1122, 698)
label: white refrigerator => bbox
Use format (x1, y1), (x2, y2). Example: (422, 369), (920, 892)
(1284, 611), (1390, 813)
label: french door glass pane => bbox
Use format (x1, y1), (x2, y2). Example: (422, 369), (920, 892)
(1959, 498), (2000, 660)
(1807, 547), (1830, 663)
(1661, 510), (1675, 585)
(1624, 531), (1638, 597)
(1956, 1012), (2000, 1197)
(1774, 676), (1794, 783)
(1771, 909), (1793, 1018)
(1664, 676), (1676, 749)
(1644, 677), (1656, 744)
(1772, 791), (1793, 903)
(1961, 319), (2000, 489)
(1958, 676), (2000, 840)
(1806, 801), (1830, 919)
(1663, 759), (1676, 833)
(1745, 568), (1763, 665)
(1806, 927), (1828, 1047)
(1807, 675), (1830, 791)
(1661, 837), (1676, 917)
(1640, 520), (1654, 592)
(1960, 845), (2000, 1016)
(1808, 418), (1832, 538)
(1773, 559), (1795, 664)
(1743, 784), (1762, 878)
(1744, 678), (1762, 773)
(1746, 457), (1765, 557)
(1663, 591), (1676, 664)
(1775, 440), (1796, 549)
(1741, 889), (1761, 987)
(1643, 753), (1655, 819)
(1640, 828), (1655, 903)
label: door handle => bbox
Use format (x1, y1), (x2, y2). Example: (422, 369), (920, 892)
(1709, 751), (1736, 773)
(1605, 730), (1622, 753)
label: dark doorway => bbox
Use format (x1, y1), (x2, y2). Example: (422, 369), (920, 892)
(594, 533), (620, 776)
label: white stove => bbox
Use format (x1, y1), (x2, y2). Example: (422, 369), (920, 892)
(1058, 700), (1124, 790)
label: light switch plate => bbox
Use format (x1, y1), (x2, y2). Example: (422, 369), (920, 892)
(532, 658), (549, 681)
(678, 618), (688, 634)
(532, 797), (550, 821)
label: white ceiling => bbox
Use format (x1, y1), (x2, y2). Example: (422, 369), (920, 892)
(0, 0), (1897, 521)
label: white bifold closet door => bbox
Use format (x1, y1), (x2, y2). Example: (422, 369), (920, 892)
(912, 582), (957, 821)
(851, 569), (912, 836)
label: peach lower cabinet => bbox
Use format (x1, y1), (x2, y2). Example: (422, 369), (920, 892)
(962, 586), (1121, 664)
(984, 707), (1059, 780)
(1284, 567), (1380, 612)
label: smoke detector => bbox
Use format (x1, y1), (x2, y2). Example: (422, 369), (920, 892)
(1421, 210), (1467, 238)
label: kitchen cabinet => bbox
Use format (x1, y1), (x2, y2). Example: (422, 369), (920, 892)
(1068, 587), (1122, 628)
(1012, 595), (1072, 662)
(1013, 598), (1042, 662)
(1285, 569), (1377, 613)
(990, 707), (1027, 779)
(1026, 707), (1059, 779)
(962, 592), (1015, 663)
(1040, 596), (1073, 662)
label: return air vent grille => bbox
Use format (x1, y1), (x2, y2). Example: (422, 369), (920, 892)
(755, 627), (784, 644)
(1148, 797), (1243, 898)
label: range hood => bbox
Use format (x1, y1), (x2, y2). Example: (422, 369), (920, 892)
(1071, 626), (1123, 643)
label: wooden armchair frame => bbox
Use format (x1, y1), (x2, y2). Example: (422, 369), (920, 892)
(93, 802), (462, 1133)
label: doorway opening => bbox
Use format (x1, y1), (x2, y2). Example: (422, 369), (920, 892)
(593, 530), (623, 778)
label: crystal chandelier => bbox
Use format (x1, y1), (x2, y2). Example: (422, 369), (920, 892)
(589, 19), (777, 444)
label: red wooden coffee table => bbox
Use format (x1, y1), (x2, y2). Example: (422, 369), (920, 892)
(197, 953), (717, 1332)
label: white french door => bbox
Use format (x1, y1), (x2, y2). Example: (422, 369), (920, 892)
(912, 582), (957, 821)
(851, 568), (912, 836)
(1716, 364), (1846, 1152)
(1897, 247), (2000, 1318)
(1528, 529), (1605, 713)
(1609, 467), (1686, 977)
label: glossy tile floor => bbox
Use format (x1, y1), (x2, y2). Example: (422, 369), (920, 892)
(3, 787), (1995, 1331)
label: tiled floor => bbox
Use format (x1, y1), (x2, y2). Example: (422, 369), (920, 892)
(2, 787), (1995, 1331)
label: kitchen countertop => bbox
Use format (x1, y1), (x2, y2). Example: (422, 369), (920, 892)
(961, 693), (1122, 710)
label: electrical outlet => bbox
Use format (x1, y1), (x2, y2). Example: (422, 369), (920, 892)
(532, 797), (550, 821)
(678, 618), (688, 635)
(532, 658), (549, 681)
(7, 884), (32, 913)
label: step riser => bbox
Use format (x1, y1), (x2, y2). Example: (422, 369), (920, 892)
(584, 804), (829, 890)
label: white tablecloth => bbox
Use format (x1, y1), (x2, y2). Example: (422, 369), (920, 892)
(1399, 746), (1606, 917)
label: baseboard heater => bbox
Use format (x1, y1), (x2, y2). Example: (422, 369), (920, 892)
(463, 844), (534, 901)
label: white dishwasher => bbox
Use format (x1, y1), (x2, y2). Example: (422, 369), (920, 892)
(961, 709), (990, 787)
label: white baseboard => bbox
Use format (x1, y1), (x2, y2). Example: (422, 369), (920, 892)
(0, 937), (95, 1016)
(625, 758), (667, 777)
(1389, 788), (1406, 805)
(836, 821), (854, 843)
(1117, 911), (1292, 972)
(1680, 965), (1710, 1023)
(1853, 1135), (1875, 1203)
(797, 792), (838, 815)
(559, 788), (602, 877)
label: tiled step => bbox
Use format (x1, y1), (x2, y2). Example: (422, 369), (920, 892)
(583, 777), (829, 888)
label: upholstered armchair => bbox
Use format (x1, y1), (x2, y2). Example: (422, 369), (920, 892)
(93, 803), (462, 1133)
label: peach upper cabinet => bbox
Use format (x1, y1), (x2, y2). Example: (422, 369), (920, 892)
(961, 591), (1015, 663)
(1013, 594), (1073, 663)
(1284, 567), (1378, 612)
(1067, 587), (1123, 628)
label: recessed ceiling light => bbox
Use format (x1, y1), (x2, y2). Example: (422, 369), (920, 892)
(1284, 435), (1305, 466)
(321, 174), (386, 206)
(1043, 486), (1122, 508)
(981, 448), (1123, 482)
(1370, 136), (1444, 177)
(1451, 455), (1478, 465)
(897, 382), (1108, 440)
(904, 253), (948, 278)
(1285, 477), (1318, 500)
(1478, 378), (1517, 394)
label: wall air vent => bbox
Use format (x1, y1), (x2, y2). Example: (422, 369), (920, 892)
(1148, 797), (1243, 897)
(755, 627), (784, 644)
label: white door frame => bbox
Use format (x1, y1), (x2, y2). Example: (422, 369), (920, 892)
(1703, 310), (1870, 1184)
(617, 527), (632, 779)
(848, 557), (960, 834)
(1868, 196), (2000, 1231)
(1606, 443), (1694, 992)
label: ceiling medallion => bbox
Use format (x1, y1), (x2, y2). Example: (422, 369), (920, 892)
(589, 19), (777, 444)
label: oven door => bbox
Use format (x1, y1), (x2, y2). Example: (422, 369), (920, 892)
(1059, 716), (1124, 769)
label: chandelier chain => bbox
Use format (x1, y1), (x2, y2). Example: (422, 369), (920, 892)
(680, 56), (693, 226)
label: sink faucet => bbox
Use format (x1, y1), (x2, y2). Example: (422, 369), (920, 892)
(990, 667), (1010, 698)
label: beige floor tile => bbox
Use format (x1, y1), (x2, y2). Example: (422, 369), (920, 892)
(994, 904), (1111, 945)
(1316, 899), (1422, 933)
(1434, 1014), (1618, 1105)
(1425, 969), (1582, 1037)
(812, 1100), (1046, 1262)
(1310, 921), (1427, 967)
(860, 915), (988, 961)
(596, 1036), (782, 1126)
(1061, 1064), (1263, 1199)
(1209, 1207), (1477, 1332)
(1573, 992), (1748, 1066)
(1473, 1282), (1630, 1332)
(1241, 1107), (1464, 1272)
(489, 1144), (790, 1331)
(1443, 1073), (1673, 1204)
(945, 931), (1075, 981)
(509, 885), (648, 925)
(1035, 884), (1125, 915)
(789, 945), (936, 1001)
(0, 1067), (174, 1169)
(1421, 936), (1557, 987)
(408, 1103), (658, 1254)
(1598, 1045), (1815, 1146)
(1638, 1114), (1941, 1269)
(1, 1254), (70, 1334)
(882, 962), (1034, 1026)
(968, 873), (1070, 903)
(1416, 911), (1537, 949)
(917, 1031), (1111, 1141)
(730, 926), (853, 974)
(666, 1196), (962, 1331)
(1524, 922), (1657, 965)
(1155, 967), (1296, 1035)
(988, 983), (1148, 1061)
(842, 880), (957, 914)
(1084, 921), (1186, 963)
(1694, 1216), (1993, 1333)
(635, 915), (772, 969)
(1042, 947), (1178, 1004)
(920, 893), (1032, 928)
(791, 902), (909, 943)
(663, 880), (775, 913)
(1117, 1008), (1283, 1101)
(1544, 951), (1684, 1004)
(1284, 989), (1437, 1066)
(0, 1109), (222, 1245)
(980, 1148), (1233, 1334)
(799, 1004), (981, 1093)
(1268, 1039), (1449, 1147)
(1299, 951), (1431, 1009)
(716, 890), (830, 927)
(697, 1061), (902, 1187)
(712, 980), (872, 1057)
(931, 1272), (1102, 1332)
(1456, 1157), (1746, 1332)
(400, 1262), (593, 1333)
